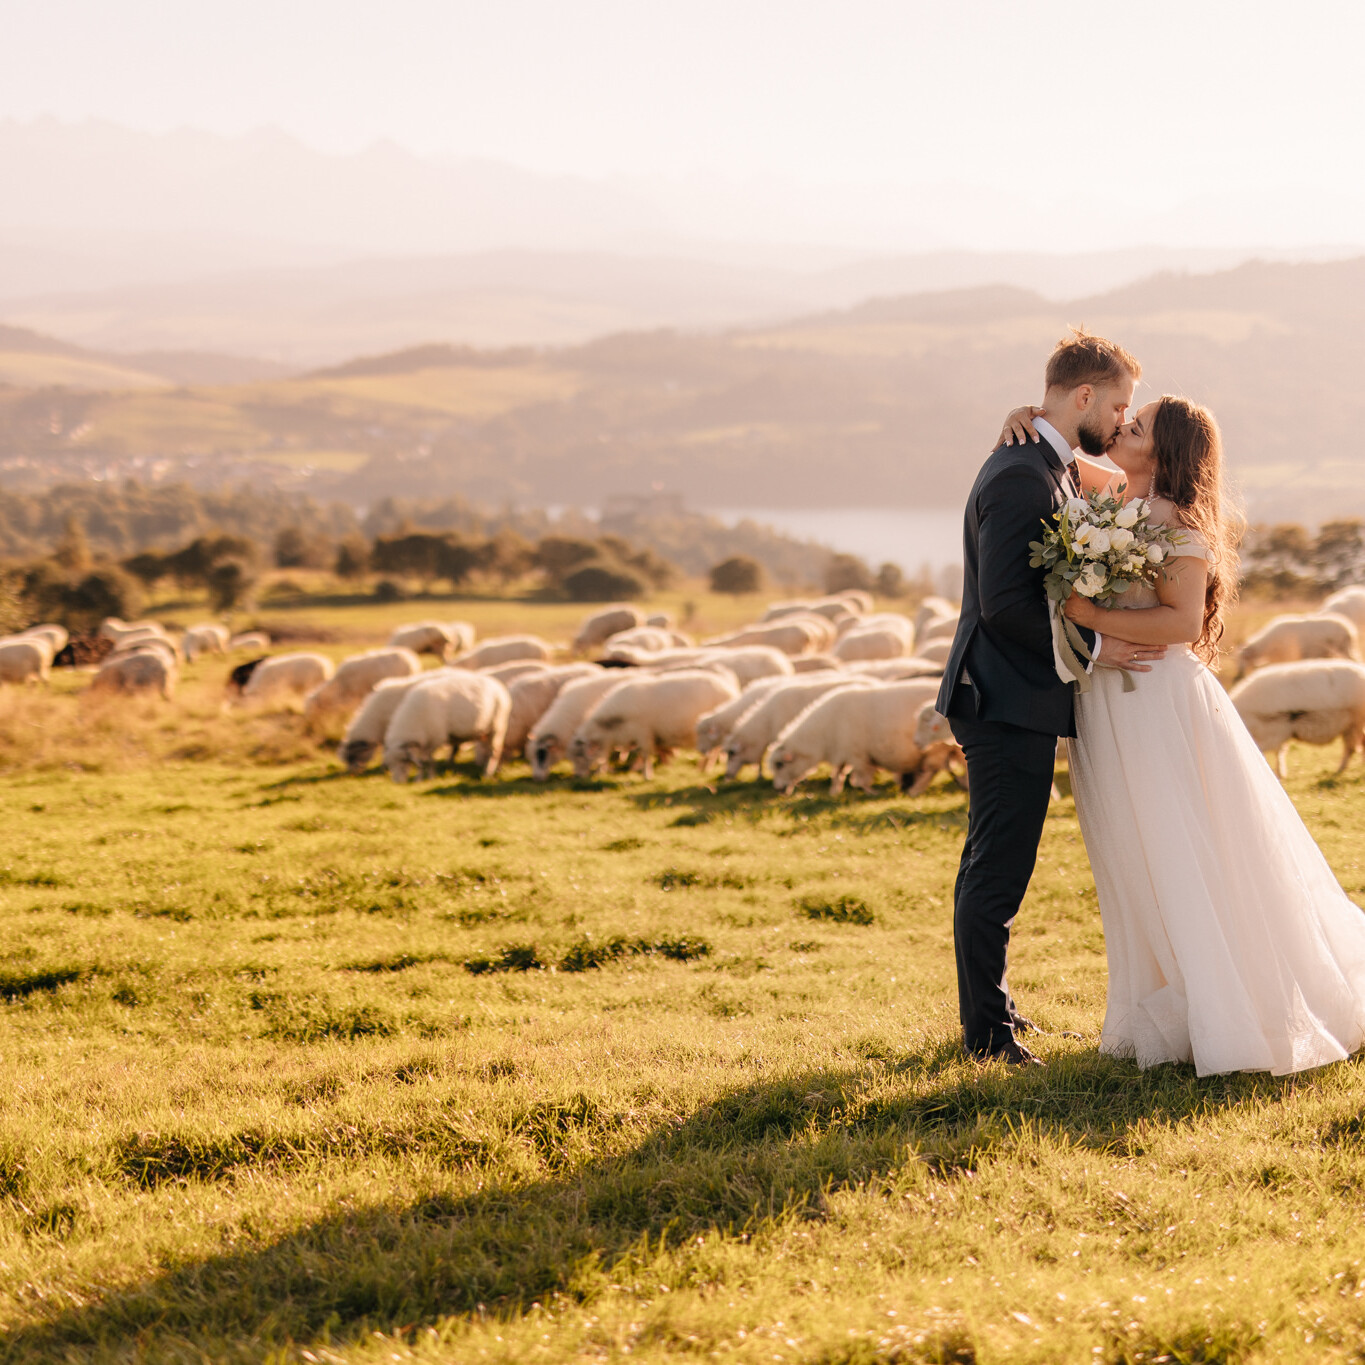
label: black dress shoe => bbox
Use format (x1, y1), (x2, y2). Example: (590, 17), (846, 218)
(976, 1039), (1045, 1068)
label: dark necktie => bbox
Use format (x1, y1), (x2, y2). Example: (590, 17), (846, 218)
(1065, 458), (1081, 494)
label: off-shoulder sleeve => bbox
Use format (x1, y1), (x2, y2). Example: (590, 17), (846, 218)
(1166, 525), (1208, 560)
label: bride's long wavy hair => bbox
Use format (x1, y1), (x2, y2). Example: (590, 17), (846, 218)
(1150, 396), (1241, 662)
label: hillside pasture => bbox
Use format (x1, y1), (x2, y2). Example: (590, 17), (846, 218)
(0, 596), (1362, 1361)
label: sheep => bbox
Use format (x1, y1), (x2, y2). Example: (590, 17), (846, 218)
(182, 623), (229, 661)
(98, 618), (166, 645)
(89, 650), (174, 700)
(846, 656), (944, 680)
(914, 638), (953, 666)
(667, 646), (793, 688)
(708, 617), (831, 656)
(768, 678), (942, 795)
(302, 647), (422, 733)
(0, 638), (50, 684)
(527, 672), (630, 780)
(500, 663), (602, 767)
(339, 672), (441, 773)
(645, 612), (674, 629)
(110, 626), (176, 657)
(791, 653), (844, 674)
(237, 652), (335, 709)
(603, 626), (676, 654)
(229, 631), (270, 652)
(228, 656), (267, 692)
(389, 621), (455, 660)
(1234, 613), (1358, 679)
(117, 638), (181, 675)
(383, 670), (511, 782)
(573, 605), (645, 654)
(760, 600), (814, 622)
(916, 614), (960, 648)
(572, 669), (740, 779)
(453, 634), (553, 670)
(910, 702), (968, 794)
(694, 674), (797, 769)
(482, 660), (551, 686)
(1321, 588), (1365, 635)
(833, 589), (875, 615)
(1230, 660), (1365, 777)
(20, 624), (67, 656)
(723, 674), (877, 778)
(447, 621), (476, 653)
(833, 624), (913, 663)
(914, 596), (958, 638)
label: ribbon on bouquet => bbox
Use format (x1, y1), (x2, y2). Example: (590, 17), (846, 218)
(1049, 596), (1137, 694)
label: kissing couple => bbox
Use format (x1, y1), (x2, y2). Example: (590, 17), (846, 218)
(937, 330), (1365, 1075)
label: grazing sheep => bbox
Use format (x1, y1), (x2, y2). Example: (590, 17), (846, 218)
(572, 669), (740, 779)
(527, 672), (630, 780)
(228, 656), (267, 692)
(454, 634), (553, 670)
(708, 617), (831, 656)
(768, 678), (942, 795)
(833, 589), (875, 615)
(482, 660), (551, 686)
(1235, 613), (1359, 679)
(645, 612), (674, 629)
(1321, 587), (1365, 635)
(760, 600), (814, 622)
(303, 647), (422, 732)
(603, 626), (676, 654)
(791, 653), (844, 673)
(500, 663), (602, 767)
(1230, 660), (1365, 777)
(389, 621), (455, 660)
(21, 624), (68, 656)
(339, 672), (440, 773)
(447, 621), (476, 654)
(666, 646), (793, 688)
(111, 626), (177, 659)
(237, 652), (335, 710)
(97, 618), (165, 645)
(694, 675), (796, 769)
(914, 638), (953, 666)
(89, 650), (174, 699)
(383, 670), (511, 782)
(846, 656), (944, 680)
(574, 605), (645, 655)
(0, 638), (50, 684)
(182, 623), (230, 661)
(916, 614), (960, 647)
(914, 596), (958, 638)
(910, 702), (968, 793)
(833, 624), (913, 663)
(229, 631), (271, 652)
(723, 675), (877, 778)
(118, 638), (181, 675)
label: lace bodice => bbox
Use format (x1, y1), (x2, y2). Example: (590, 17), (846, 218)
(1108, 512), (1207, 611)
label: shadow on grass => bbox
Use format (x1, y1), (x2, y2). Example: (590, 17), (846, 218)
(0, 1050), (1300, 1361)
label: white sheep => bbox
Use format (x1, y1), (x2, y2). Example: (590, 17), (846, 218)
(383, 670), (511, 782)
(482, 660), (551, 686)
(111, 626), (178, 659)
(117, 638), (182, 675)
(572, 669), (740, 779)
(98, 618), (166, 645)
(603, 626), (676, 654)
(0, 638), (50, 684)
(914, 638), (953, 666)
(694, 674), (796, 769)
(723, 674), (876, 778)
(239, 652), (336, 710)
(666, 646), (793, 687)
(1235, 613), (1359, 678)
(447, 621), (477, 653)
(526, 672), (630, 780)
(89, 650), (174, 699)
(791, 654), (844, 674)
(645, 612), (674, 629)
(768, 678), (942, 795)
(20, 624), (67, 656)
(916, 614), (960, 648)
(833, 623), (913, 662)
(1321, 588), (1365, 635)
(303, 647), (422, 732)
(914, 596), (958, 638)
(1230, 660), (1365, 777)
(574, 605), (645, 654)
(500, 663), (602, 767)
(339, 672), (441, 773)
(912, 702), (968, 793)
(229, 631), (271, 652)
(389, 621), (455, 660)
(708, 618), (829, 656)
(453, 634), (553, 670)
(846, 656), (944, 680)
(182, 623), (230, 661)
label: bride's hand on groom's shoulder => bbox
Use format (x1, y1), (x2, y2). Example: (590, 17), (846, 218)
(998, 405), (1044, 447)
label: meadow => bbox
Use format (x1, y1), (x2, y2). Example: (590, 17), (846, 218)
(0, 593), (1362, 1363)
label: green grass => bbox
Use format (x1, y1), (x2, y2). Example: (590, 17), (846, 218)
(0, 658), (1363, 1361)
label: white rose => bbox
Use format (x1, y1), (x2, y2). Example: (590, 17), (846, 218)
(1087, 529), (1112, 554)
(1074, 564), (1107, 598)
(1147, 544), (1166, 564)
(1072, 524), (1093, 546)
(1125, 555), (1144, 573)
(1110, 527), (1135, 553)
(1066, 498), (1089, 518)
(1115, 504), (1140, 529)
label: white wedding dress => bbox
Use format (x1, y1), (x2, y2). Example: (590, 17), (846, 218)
(1068, 529), (1365, 1075)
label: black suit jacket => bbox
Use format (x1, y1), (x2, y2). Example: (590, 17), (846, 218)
(937, 437), (1096, 737)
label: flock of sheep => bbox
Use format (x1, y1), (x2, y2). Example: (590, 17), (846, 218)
(6, 583), (1365, 789)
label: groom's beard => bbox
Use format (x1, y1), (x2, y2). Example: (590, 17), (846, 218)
(1076, 419), (1111, 457)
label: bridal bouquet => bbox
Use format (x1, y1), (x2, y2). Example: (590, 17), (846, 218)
(1028, 489), (1185, 692)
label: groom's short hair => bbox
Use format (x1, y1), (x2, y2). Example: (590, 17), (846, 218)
(1045, 329), (1141, 390)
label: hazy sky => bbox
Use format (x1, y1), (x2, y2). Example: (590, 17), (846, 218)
(5, 0), (1364, 247)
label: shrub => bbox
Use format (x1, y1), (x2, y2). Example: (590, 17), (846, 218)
(563, 563), (648, 602)
(825, 552), (874, 594)
(796, 893), (874, 925)
(334, 533), (370, 580)
(205, 558), (257, 613)
(710, 555), (764, 595)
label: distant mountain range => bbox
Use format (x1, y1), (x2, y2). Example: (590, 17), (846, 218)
(3, 254), (1364, 525)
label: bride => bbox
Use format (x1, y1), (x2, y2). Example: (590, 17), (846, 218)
(999, 395), (1365, 1076)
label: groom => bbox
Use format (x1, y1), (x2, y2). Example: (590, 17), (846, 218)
(937, 330), (1162, 1066)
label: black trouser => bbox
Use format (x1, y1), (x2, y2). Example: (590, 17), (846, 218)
(948, 703), (1058, 1055)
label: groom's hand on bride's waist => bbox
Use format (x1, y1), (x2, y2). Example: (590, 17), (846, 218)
(1096, 635), (1166, 672)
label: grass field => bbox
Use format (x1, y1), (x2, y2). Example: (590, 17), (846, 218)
(0, 598), (1363, 1363)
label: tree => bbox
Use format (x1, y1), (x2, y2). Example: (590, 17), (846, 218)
(52, 515), (92, 574)
(875, 561), (906, 598)
(122, 551), (171, 590)
(535, 536), (601, 582)
(825, 552), (874, 594)
(483, 528), (536, 585)
(709, 555), (764, 595)
(334, 534), (370, 581)
(563, 563), (648, 602)
(205, 558), (257, 613)
(370, 533), (447, 589)
(1312, 519), (1365, 592)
